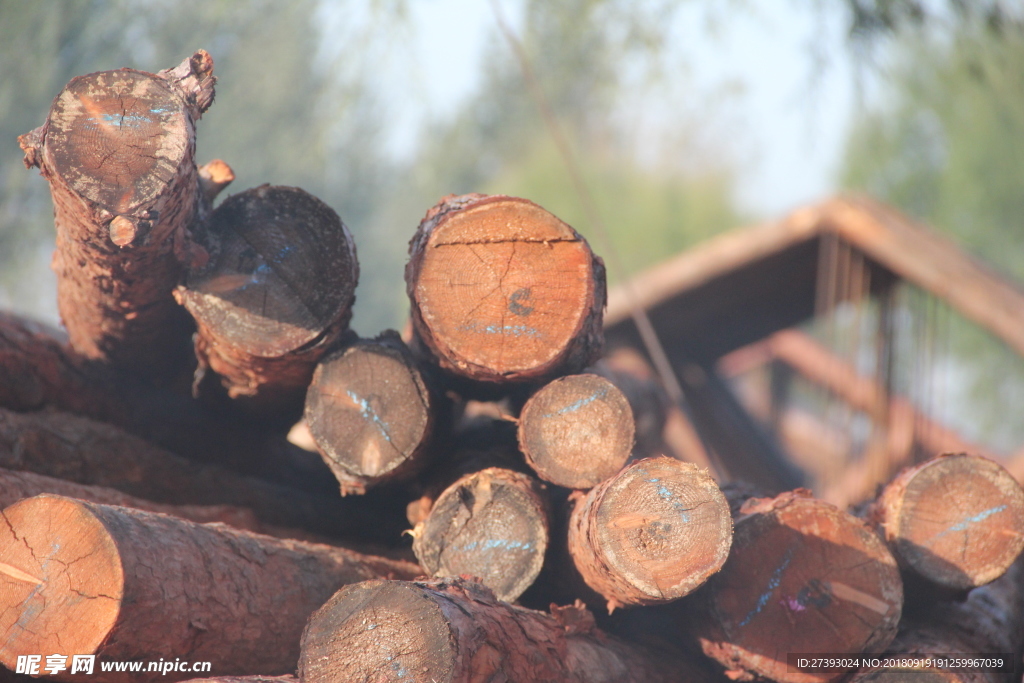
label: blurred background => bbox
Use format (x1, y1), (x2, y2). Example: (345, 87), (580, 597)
(2, 0), (1023, 495)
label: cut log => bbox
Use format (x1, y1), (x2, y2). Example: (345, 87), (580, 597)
(0, 407), (410, 543)
(0, 466), (263, 531)
(411, 467), (548, 602)
(406, 193), (606, 389)
(696, 490), (903, 683)
(868, 453), (1024, 591)
(183, 679), (296, 683)
(0, 312), (336, 495)
(518, 373), (634, 489)
(591, 348), (670, 461)
(299, 577), (714, 683)
(0, 495), (420, 683)
(568, 456), (731, 611)
(848, 558), (1024, 683)
(304, 332), (437, 494)
(18, 51), (216, 377)
(175, 185), (358, 417)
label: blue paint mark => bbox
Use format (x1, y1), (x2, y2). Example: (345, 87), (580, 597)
(149, 107), (171, 114)
(737, 547), (795, 628)
(459, 321), (542, 339)
(928, 505), (1009, 544)
(460, 539), (533, 552)
(347, 390), (393, 444)
(542, 388), (608, 418)
(647, 477), (691, 523)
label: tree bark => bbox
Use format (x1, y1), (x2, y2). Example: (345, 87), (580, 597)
(0, 407), (410, 543)
(299, 577), (714, 683)
(518, 373), (634, 489)
(175, 185), (358, 418)
(18, 51), (216, 378)
(406, 193), (606, 391)
(696, 490), (904, 683)
(304, 332), (438, 494)
(0, 495), (421, 683)
(568, 456), (732, 612)
(867, 453), (1024, 591)
(411, 467), (549, 602)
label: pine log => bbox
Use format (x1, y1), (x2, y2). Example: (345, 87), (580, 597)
(518, 373), (634, 489)
(175, 185), (358, 417)
(299, 577), (714, 683)
(411, 467), (548, 602)
(848, 558), (1024, 683)
(568, 456), (731, 611)
(696, 490), (903, 683)
(0, 495), (420, 683)
(0, 312), (336, 494)
(304, 332), (438, 494)
(868, 453), (1024, 591)
(0, 407), (409, 543)
(591, 348), (670, 460)
(183, 679), (296, 683)
(18, 51), (216, 377)
(406, 193), (606, 389)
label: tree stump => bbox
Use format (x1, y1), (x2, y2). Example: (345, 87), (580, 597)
(518, 373), (634, 489)
(869, 452), (1024, 591)
(299, 577), (711, 683)
(18, 51), (216, 377)
(175, 185), (358, 417)
(406, 194), (606, 389)
(568, 456), (731, 611)
(411, 467), (548, 602)
(304, 332), (437, 494)
(0, 495), (420, 683)
(697, 490), (904, 683)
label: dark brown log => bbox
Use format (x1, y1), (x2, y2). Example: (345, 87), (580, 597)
(175, 185), (358, 417)
(568, 456), (731, 611)
(868, 453), (1024, 591)
(518, 373), (634, 489)
(406, 193), (606, 389)
(696, 490), (903, 683)
(411, 467), (548, 602)
(18, 51), (216, 377)
(0, 407), (409, 543)
(299, 577), (715, 683)
(848, 558), (1024, 683)
(0, 495), (420, 683)
(304, 332), (437, 494)
(0, 312), (337, 495)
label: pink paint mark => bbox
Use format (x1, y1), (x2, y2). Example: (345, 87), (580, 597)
(781, 596), (806, 613)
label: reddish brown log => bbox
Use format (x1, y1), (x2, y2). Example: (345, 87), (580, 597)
(0, 407), (409, 543)
(697, 490), (903, 683)
(18, 51), (216, 377)
(175, 185), (358, 416)
(568, 457), (731, 611)
(518, 373), (634, 489)
(406, 193), (606, 389)
(0, 495), (420, 683)
(299, 577), (714, 683)
(304, 332), (438, 494)
(868, 453), (1024, 591)
(183, 679), (296, 683)
(411, 467), (548, 602)
(0, 312), (337, 495)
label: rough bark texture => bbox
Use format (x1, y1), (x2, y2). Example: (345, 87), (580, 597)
(18, 51), (216, 377)
(184, 678), (296, 683)
(411, 467), (549, 602)
(568, 457), (732, 611)
(299, 577), (713, 683)
(518, 373), (634, 489)
(0, 407), (410, 543)
(697, 490), (904, 683)
(848, 558), (1024, 683)
(0, 495), (421, 683)
(175, 185), (358, 417)
(867, 453), (1024, 591)
(304, 332), (437, 495)
(0, 312), (337, 495)
(406, 194), (606, 390)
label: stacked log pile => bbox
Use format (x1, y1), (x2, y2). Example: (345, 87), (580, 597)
(0, 51), (1022, 683)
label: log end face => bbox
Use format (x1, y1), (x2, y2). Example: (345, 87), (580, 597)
(0, 495), (123, 669)
(891, 454), (1024, 590)
(300, 580), (455, 683)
